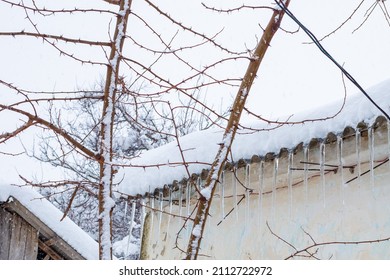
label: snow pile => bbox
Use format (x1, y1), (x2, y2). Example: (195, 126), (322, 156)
(0, 185), (99, 260)
(117, 79), (390, 196)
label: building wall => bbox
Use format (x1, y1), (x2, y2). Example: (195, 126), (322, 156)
(0, 207), (38, 260)
(141, 117), (390, 259)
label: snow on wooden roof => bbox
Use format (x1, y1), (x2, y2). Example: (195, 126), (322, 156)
(0, 185), (99, 260)
(117, 79), (390, 197)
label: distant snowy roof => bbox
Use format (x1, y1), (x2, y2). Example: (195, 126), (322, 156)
(0, 185), (99, 260)
(118, 79), (390, 196)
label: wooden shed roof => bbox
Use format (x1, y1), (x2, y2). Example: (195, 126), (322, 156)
(0, 185), (99, 260)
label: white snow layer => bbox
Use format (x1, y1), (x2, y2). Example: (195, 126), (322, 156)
(112, 234), (140, 259)
(118, 79), (390, 196)
(0, 185), (99, 260)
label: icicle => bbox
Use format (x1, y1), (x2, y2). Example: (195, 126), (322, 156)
(319, 141), (326, 208)
(337, 135), (345, 205)
(125, 200), (136, 259)
(233, 167), (238, 221)
(158, 189), (163, 238)
(177, 183), (184, 240)
(303, 146), (309, 214)
(186, 181), (192, 237)
(258, 160), (264, 228)
(149, 188), (155, 234)
(166, 187), (173, 236)
(355, 129), (362, 180)
(124, 199), (128, 217)
(287, 151), (293, 219)
(245, 164), (251, 225)
(272, 157), (279, 221)
(168, 187), (173, 215)
(186, 181), (191, 217)
(139, 198), (145, 255)
(220, 171), (225, 220)
(178, 183), (183, 217)
(368, 126), (375, 188)
(140, 198), (146, 223)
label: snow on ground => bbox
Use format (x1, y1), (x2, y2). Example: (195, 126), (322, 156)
(112, 234), (140, 260)
(0, 185), (99, 260)
(117, 79), (390, 196)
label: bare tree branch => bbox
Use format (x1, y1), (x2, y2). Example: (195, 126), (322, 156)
(0, 31), (112, 46)
(185, 0), (291, 260)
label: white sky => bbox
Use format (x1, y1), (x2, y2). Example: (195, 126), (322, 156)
(1, 0), (390, 185)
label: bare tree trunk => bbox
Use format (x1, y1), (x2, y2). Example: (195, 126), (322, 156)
(99, 0), (132, 260)
(185, 0), (291, 260)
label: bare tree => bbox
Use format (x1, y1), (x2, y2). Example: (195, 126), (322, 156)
(1, 0), (389, 260)
(0, 0), (244, 259)
(185, 0), (292, 260)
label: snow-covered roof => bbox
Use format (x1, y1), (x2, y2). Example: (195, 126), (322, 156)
(0, 185), (99, 260)
(118, 79), (390, 196)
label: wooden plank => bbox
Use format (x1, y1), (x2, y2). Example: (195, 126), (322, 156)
(4, 199), (85, 260)
(7, 213), (38, 260)
(24, 223), (38, 259)
(0, 207), (12, 260)
(18, 214), (29, 259)
(9, 213), (26, 259)
(1, 206), (39, 259)
(9, 214), (25, 260)
(38, 239), (63, 260)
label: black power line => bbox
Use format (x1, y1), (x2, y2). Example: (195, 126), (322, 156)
(275, 0), (390, 121)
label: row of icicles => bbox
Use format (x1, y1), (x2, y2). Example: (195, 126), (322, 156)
(133, 120), (390, 253)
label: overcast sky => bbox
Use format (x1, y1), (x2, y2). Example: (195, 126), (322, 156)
(1, 0), (390, 185)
